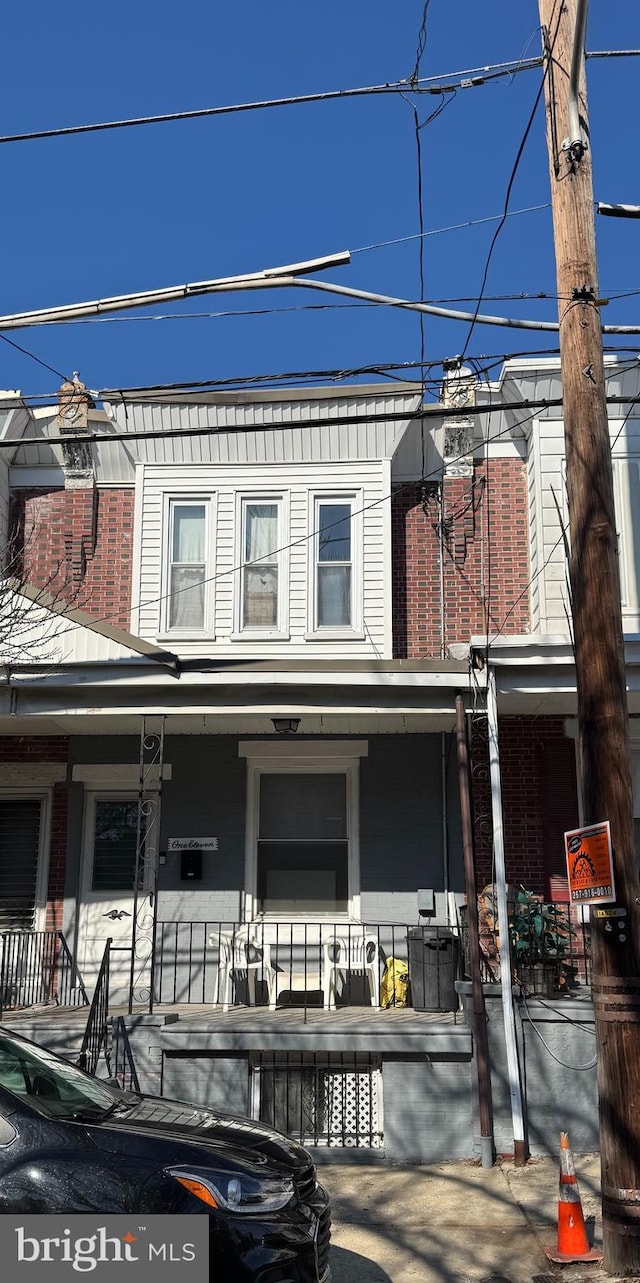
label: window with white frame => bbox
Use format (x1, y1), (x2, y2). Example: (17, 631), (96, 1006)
(166, 500), (209, 631)
(257, 772), (349, 914)
(313, 498), (357, 631)
(0, 795), (48, 930)
(241, 500), (280, 630)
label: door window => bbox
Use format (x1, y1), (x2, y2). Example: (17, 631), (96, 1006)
(91, 800), (140, 892)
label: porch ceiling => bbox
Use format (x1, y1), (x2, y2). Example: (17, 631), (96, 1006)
(0, 711), (462, 735)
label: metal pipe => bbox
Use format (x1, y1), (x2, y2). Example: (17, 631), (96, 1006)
(486, 667), (528, 1165)
(567, 0), (589, 159)
(455, 694), (494, 1166)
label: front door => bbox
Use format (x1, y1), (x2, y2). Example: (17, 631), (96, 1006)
(77, 795), (141, 1006)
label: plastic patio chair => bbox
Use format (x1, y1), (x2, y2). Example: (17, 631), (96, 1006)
(320, 931), (381, 1010)
(210, 925), (277, 1012)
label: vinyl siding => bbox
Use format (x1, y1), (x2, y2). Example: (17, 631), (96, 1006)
(136, 460), (390, 658)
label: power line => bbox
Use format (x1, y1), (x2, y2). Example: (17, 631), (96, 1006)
(351, 202), (551, 254)
(0, 50), (635, 148)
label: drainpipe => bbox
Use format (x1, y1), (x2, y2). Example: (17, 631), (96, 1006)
(486, 666), (528, 1165)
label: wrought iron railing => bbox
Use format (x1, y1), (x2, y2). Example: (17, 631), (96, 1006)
(0, 930), (88, 1019)
(153, 920), (464, 1012)
(77, 938), (111, 1076)
(110, 1015), (141, 1093)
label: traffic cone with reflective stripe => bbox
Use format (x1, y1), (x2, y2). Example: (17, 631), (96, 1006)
(545, 1132), (603, 1263)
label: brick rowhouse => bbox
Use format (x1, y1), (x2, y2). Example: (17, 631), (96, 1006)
(392, 459), (530, 658)
(12, 486), (135, 629)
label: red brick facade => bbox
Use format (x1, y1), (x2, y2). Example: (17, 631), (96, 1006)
(392, 460), (530, 657)
(13, 486), (135, 629)
(471, 716), (579, 899)
(0, 737), (69, 930)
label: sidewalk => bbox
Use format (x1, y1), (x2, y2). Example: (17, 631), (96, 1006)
(322, 1153), (621, 1283)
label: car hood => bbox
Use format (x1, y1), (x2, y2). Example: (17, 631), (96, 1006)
(87, 1095), (312, 1175)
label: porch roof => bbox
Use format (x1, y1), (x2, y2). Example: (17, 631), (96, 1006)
(0, 655), (475, 734)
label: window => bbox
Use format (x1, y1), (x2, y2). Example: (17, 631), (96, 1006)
(0, 798), (44, 929)
(91, 799), (141, 892)
(257, 773), (349, 913)
(316, 502), (352, 627)
(242, 501), (279, 629)
(167, 500), (208, 631)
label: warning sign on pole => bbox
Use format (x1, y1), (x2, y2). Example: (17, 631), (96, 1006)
(564, 820), (616, 905)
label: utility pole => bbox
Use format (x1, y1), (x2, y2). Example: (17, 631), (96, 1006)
(538, 0), (640, 1272)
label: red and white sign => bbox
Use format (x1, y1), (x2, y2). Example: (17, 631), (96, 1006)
(564, 820), (616, 905)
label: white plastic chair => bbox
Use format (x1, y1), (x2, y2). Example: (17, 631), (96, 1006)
(321, 931), (381, 1010)
(210, 926), (277, 1012)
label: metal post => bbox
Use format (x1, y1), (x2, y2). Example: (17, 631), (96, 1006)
(486, 668), (527, 1165)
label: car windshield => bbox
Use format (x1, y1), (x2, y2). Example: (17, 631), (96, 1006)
(0, 1032), (129, 1122)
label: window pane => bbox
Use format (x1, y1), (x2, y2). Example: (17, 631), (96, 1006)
(318, 564), (351, 627)
(172, 505), (205, 563)
(318, 505), (351, 562)
(244, 565), (278, 627)
(170, 566), (205, 628)
(257, 842), (349, 913)
(92, 801), (139, 891)
(0, 799), (41, 929)
(260, 774), (347, 839)
(245, 504), (278, 564)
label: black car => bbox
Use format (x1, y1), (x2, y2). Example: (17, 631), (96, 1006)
(0, 1025), (331, 1282)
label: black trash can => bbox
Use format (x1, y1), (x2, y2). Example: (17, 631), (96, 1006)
(407, 926), (459, 1011)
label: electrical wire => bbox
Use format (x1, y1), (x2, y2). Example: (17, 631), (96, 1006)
(521, 992), (597, 1070)
(460, 3), (562, 360)
(0, 51), (635, 148)
(0, 333), (68, 382)
(351, 202), (552, 254)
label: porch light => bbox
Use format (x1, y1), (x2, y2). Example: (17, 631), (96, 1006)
(271, 717), (301, 735)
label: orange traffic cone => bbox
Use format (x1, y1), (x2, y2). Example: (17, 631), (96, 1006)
(545, 1132), (603, 1263)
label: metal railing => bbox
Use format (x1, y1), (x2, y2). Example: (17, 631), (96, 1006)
(77, 938), (111, 1076)
(153, 920), (464, 1012)
(110, 1016), (141, 1094)
(0, 930), (88, 1019)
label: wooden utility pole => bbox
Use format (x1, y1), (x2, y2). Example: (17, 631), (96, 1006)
(538, 0), (640, 1272)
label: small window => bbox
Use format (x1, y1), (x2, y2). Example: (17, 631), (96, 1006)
(91, 800), (140, 892)
(0, 798), (43, 929)
(242, 501), (279, 630)
(257, 773), (348, 913)
(316, 502), (352, 628)
(168, 501), (208, 630)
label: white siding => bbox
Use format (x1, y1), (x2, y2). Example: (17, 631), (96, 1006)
(136, 460), (389, 658)
(533, 415), (640, 634)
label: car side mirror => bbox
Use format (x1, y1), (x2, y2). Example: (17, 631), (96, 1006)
(0, 1115), (17, 1147)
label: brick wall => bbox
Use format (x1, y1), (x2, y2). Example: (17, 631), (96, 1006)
(12, 486), (135, 629)
(0, 737), (69, 931)
(392, 459), (530, 657)
(470, 716), (578, 896)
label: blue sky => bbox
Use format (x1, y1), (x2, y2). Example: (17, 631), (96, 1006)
(1, 1), (639, 400)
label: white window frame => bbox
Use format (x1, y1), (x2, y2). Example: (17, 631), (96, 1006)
(232, 492), (290, 640)
(239, 741), (367, 922)
(81, 791), (154, 898)
(307, 491), (363, 639)
(0, 787), (52, 933)
(160, 494), (216, 638)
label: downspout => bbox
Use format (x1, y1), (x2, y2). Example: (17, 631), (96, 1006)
(486, 666), (528, 1165)
(455, 693), (494, 1166)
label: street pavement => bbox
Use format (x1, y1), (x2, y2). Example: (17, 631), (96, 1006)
(321, 1152), (636, 1283)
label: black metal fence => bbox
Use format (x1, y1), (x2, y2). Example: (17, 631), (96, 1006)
(153, 920), (464, 1012)
(0, 931), (88, 1019)
(77, 939), (111, 1076)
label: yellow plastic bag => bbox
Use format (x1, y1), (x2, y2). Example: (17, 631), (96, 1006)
(380, 957), (410, 1008)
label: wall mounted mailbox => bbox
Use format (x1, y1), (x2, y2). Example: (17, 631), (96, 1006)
(180, 848), (203, 881)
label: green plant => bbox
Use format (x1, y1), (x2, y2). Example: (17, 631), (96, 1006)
(508, 887), (574, 966)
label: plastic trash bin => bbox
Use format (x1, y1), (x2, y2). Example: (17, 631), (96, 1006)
(407, 926), (459, 1011)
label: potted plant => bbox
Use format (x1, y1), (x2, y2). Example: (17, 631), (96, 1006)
(477, 885), (576, 994)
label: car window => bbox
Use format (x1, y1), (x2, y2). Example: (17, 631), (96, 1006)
(0, 1035), (120, 1121)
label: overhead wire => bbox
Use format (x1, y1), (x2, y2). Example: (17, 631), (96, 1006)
(460, 1), (562, 359)
(0, 50), (636, 148)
